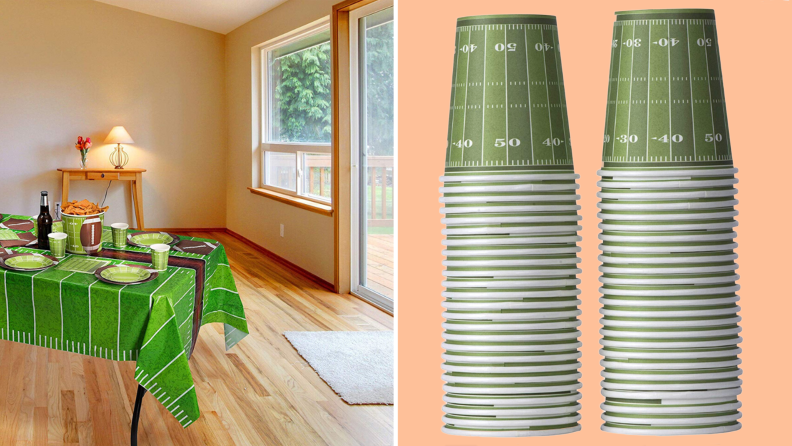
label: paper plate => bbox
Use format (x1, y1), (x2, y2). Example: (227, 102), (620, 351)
(0, 253), (58, 271)
(94, 264), (158, 285)
(127, 231), (181, 248)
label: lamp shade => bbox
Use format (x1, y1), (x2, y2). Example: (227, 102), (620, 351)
(104, 126), (134, 145)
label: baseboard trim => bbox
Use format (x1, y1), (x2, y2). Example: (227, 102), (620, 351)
(224, 228), (335, 292)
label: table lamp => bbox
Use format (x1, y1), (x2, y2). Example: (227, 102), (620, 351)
(105, 126), (134, 169)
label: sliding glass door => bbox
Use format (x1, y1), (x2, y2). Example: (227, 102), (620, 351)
(350, 0), (394, 312)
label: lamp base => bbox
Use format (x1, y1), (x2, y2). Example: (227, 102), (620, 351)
(110, 144), (130, 169)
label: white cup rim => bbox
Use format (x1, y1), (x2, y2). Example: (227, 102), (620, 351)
(111, 223), (129, 229)
(150, 244), (171, 252)
(48, 232), (67, 240)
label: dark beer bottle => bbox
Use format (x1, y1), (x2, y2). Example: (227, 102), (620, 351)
(37, 191), (53, 250)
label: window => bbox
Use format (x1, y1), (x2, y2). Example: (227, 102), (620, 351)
(260, 22), (332, 203)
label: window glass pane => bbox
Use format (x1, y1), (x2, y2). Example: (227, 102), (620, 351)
(268, 31), (332, 144)
(266, 152), (297, 191)
(359, 7), (394, 300)
(302, 153), (332, 201)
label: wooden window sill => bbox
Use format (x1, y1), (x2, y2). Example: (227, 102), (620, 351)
(248, 187), (334, 216)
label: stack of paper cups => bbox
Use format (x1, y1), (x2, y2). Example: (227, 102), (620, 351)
(598, 9), (741, 435)
(440, 15), (581, 437)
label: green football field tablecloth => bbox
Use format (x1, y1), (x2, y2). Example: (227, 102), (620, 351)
(0, 214), (249, 428)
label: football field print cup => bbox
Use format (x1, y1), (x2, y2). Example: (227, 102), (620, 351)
(440, 14), (582, 437)
(597, 9), (742, 436)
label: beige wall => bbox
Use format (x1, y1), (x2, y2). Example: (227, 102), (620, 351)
(225, 0), (338, 283)
(0, 0), (227, 228)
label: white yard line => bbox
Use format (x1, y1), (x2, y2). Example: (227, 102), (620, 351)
(460, 29), (471, 163)
(625, 24), (636, 158)
(140, 315), (175, 350)
(165, 384), (195, 411)
(480, 28), (488, 164)
(59, 272), (76, 341)
(523, 26), (535, 163)
(504, 25), (509, 163)
(87, 279), (99, 348)
(686, 22), (697, 159)
(667, 21), (673, 158)
(611, 24), (625, 158)
(144, 350), (184, 388)
(645, 23), (652, 158)
(540, 26), (554, 162)
(702, 22), (717, 157)
(117, 284), (127, 354)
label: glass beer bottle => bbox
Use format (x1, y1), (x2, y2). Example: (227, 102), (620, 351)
(37, 191), (53, 250)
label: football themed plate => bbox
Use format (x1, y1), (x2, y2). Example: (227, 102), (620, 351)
(0, 252), (59, 271)
(127, 231), (181, 248)
(94, 264), (158, 285)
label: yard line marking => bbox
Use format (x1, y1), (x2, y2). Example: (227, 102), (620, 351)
(165, 384), (194, 410)
(141, 315), (175, 350)
(87, 279), (99, 349)
(611, 24), (625, 157)
(645, 23), (652, 157)
(210, 287), (238, 294)
(447, 29), (462, 161)
(504, 26), (509, 162)
(480, 28), (488, 164)
(686, 22), (697, 158)
(523, 27), (535, 162)
(145, 350), (185, 387)
(702, 22), (716, 157)
(175, 285), (195, 307)
(460, 30), (471, 162)
(149, 268), (180, 312)
(667, 21), (673, 158)
(625, 23), (636, 158)
(59, 272), (76, 341)
(117, 284), (127, 355)
(540, 27), (554, 162)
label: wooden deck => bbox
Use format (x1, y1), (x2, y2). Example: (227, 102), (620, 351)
(367, 234), (394, 299)
(0, 230), (393, 445)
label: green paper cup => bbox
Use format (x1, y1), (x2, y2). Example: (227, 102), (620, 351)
(111, 223), (129, 248)
(47, 232), (67, 258)
(445, 15), (572, 172)
(150, 243), (170, 271)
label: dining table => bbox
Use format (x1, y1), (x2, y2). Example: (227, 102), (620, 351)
(0, 213), (249, 445)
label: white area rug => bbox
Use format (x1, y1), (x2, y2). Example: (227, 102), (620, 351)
(284, 331), (394, 405)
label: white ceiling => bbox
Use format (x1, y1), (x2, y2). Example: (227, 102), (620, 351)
(95, 0), (290, 34)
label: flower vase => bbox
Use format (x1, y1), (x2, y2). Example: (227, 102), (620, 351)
(80, 150), (89, 169)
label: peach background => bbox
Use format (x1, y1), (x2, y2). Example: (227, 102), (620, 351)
(397, 0), (791, 444)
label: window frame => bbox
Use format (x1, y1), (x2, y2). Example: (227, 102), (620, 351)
(259, 18), (333, 205)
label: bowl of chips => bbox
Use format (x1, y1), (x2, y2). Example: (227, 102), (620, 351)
(61, 200), (109, 255)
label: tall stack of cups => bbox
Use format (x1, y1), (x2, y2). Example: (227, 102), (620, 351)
(597, 9), (741, 435)
(440, 15), (582, 437)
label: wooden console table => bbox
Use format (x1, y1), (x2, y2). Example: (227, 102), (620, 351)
(57, 168), (146, 229)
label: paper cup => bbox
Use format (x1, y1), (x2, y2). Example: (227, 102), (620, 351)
(150, 243), (170, 271)
(111, 223), (129, 248)
(47, 232), (67, 258)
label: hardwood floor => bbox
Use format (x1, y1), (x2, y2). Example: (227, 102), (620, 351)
(0, 230), (394, 446)
(366, 234), (394, 299)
